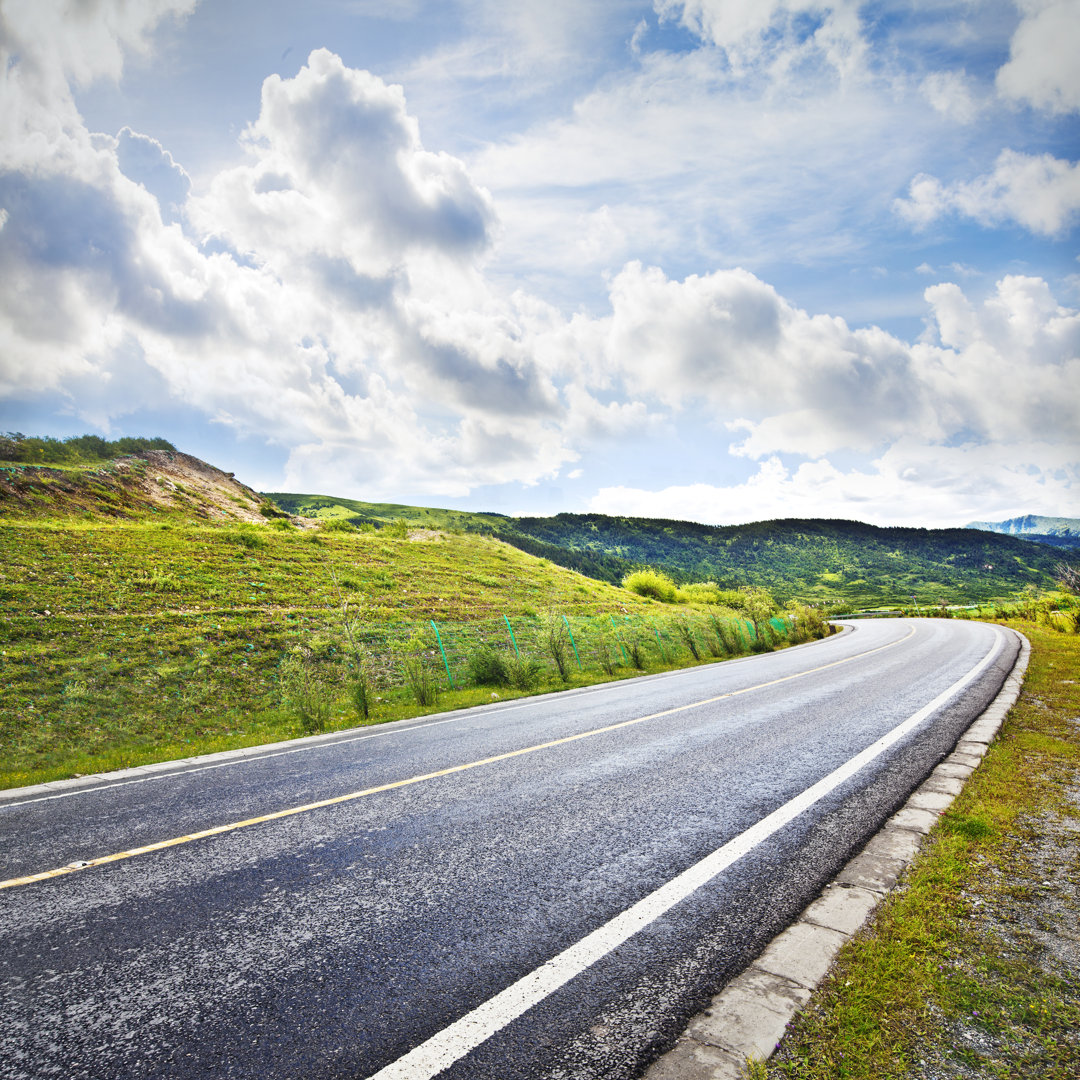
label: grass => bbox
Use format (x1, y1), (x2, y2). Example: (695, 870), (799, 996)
(764, 620), (1080, 1079)
(0, 516), (822, 790)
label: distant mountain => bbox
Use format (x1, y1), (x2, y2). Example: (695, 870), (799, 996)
(266, 492), (1068, 606)
(965, 516), (1080, 551)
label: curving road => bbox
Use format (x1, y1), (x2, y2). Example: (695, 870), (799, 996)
(0, 618), (1019, 1079)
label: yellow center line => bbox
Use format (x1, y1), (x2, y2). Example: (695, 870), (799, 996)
(1, 625), (914, 891)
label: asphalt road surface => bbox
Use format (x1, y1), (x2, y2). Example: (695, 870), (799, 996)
(0, 618), (1019, 1080)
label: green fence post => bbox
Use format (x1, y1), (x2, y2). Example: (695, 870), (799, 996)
(503, 614), (521, 658)
(430, 619), (454, 687)
(609, 614), (629, 663)
(562, 615), (582, 670)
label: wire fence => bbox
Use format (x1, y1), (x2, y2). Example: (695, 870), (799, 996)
(299, 609), (794, 699)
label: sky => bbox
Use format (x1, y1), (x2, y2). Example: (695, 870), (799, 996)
(1, 0), (1078, 527)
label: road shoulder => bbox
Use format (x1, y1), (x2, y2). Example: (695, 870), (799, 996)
(645, 625), (1034, 1080)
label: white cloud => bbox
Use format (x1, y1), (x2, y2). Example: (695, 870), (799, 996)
(894, 148), (1080, 236)
(654, 0), (866, 79)
(997, 0), (1080, 114)
(590, 440), (1079, 528)
(920, 69), (978, 124)
(189, 49), (497, 276)
(599, 261), (934, 454)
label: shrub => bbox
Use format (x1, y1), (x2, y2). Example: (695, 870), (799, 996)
(321, 517), (354, 533)
(231, 526), (267, 550)
(386, 518), (410, 539)
(594, 639), (618, 675)
(622, 569), (678, 603)
(785, 602), (829, 644)
(269, 517), (294, 531)
(468, 645), (510, 687)
(507, 655), (543, 692)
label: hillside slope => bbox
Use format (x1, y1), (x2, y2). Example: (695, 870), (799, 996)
(1, 449), (287, 523)
(3, 450), (804, 790)
(266, 492), (1066, 605)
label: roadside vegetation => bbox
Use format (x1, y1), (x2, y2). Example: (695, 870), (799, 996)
(0, 443), (834, 790)
(759, 579), (1080, 1079)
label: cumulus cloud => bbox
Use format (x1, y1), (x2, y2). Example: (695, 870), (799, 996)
(115, 127), (191, 223)
(189, 49), (497, 276)
(599, 262), (933, 454)
(894, 149), (1080, 236)
(997, 0), (1080, 114)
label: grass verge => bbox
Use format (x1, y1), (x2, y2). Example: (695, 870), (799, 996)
(0, 517), (820, 791)
(763, 621), (1080, 1079)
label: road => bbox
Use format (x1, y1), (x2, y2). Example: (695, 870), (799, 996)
(0, 618), (1019, 1080)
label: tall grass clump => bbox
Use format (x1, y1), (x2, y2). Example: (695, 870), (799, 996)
(395, 634), (439, 706)
(622, 568), (678, 603)
(711, 616), (740, 655)
(279, 642), (335, 734)
(672, 617), (702, 660)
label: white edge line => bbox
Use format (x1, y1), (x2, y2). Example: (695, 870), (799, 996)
(365, 625), (1005, 1080)
(0, 625), (860, 810)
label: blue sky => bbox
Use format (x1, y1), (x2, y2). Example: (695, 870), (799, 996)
(1, 0), (1078, 526)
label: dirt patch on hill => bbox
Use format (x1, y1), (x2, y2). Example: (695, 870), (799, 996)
(0, 450), (288, 524)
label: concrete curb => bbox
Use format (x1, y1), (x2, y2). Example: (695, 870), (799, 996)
(644, 628), (1031, 1080)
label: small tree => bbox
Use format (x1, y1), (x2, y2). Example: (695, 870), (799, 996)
(541, 611), (572, 682)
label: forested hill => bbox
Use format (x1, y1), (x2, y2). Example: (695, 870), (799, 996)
(266, 490), (1067, 606)
(500, 514), (1062, 605)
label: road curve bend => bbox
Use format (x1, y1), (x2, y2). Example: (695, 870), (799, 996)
(0, 618), (1019, 1080)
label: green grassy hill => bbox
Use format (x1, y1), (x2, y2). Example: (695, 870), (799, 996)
(2, 448), (810, 790)
(266, 493), (1066, 606)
